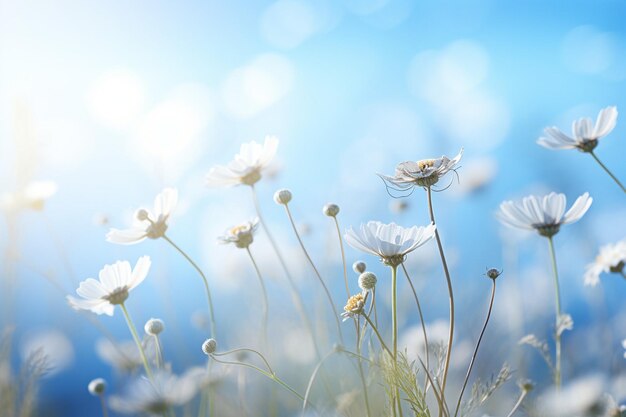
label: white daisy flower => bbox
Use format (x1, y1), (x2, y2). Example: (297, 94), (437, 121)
(109, 370), (198, 415)
(496, 192), (592, 237)
(379, 149), (463, 193)
(206, 136), (279, 187)
(344, 221), (436, 266)
(67, 256), (151, 316)
(106, 188), (178, 245)
(217, 218), (259, 249)
(0, 180), (57, 212)
(583, 239), (626, 286)
(538, 106), (617, 152)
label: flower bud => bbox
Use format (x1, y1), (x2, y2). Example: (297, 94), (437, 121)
(273, 189), (292, 205)
(322, 203), (340, 217)
(358, 271), (377, 290)
(135, 209), (149, 221)
(144, 318), (165, 336)
(202, 338), (217, 355)
(486, 268), (502, 280)
(88, 378), (106, 396)
(352, 261), (366, 274)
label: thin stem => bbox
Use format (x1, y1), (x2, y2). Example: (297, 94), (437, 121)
(98, 394), (109, 417)
(426, 186), (455, 400)
(162, 234), (217, 338)
(589, 151), (626, 193)
(355, 316), (372, 417)
(250, 185), (322, 360)
(547, 236), (562, 389)
(284, 204), (344, 344)
(361, 313), (392, 356)
(213, 347), (275, 375)
(209, 355), (310, 407)
(302, 349), (336, 416)
(401, 263), (430, 388)
(246, 247), (269, 349)
(453, 278), (497, 417)
(391, 265), (398, 360)
(120, 303), (153, 380)
(332, 216), (350, 299)
(505, 389), (528, 417)
(417, 357), (446, 417)
(153, 335), (164, 369)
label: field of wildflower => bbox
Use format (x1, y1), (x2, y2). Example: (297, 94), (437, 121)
(1, 1), (625, 417)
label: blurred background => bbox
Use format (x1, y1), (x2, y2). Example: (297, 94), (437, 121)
(1, 0), (625, 415)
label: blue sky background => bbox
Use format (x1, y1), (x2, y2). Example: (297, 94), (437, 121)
(1, 0), (625, 415)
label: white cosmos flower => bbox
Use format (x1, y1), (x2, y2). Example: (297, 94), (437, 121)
(0, 180), (58, 212)
(538, 106), (617, 152)
(497, 192), (592, 237)
(109, 370), (198, 415)
(379, 149), (463, 192)
(206, 136), (278, 187)
(106, 188), (178, 245)
(345, 221), (436, 265)
(217, 218), (259, 249)
(67, 256), (151, 316)
(584, 239), (626, 286)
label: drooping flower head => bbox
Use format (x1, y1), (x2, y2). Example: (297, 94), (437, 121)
(341, 293), (367, 321)
(345, 221), (436, 266)
(67, 256), (151, 316)
(379, 149), (463, 195)
(206, 136), (279, 187)
(584, 239), (626, 286)
(109, 370), (198, 415)
(106, 188), (178, 245)
(497, 192), (592, 238)
(538, 106), (618, 153)
(217, 218), (259, 249)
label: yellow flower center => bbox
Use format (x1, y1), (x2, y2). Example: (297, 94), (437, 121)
(230, 225), (248, 235)
(417, 159), (435, 171)
(344, 293), (365, 313)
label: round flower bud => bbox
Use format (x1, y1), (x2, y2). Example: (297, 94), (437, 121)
(135, 209), (149, 221)
(517, 379), (534, 392)
(322, 203), (340, 217)
(88, 378), (106, 396)
(202, 338), (217, 355)
(486, 268), (502, 280)
(144, 318), (165, 336)
(358, 271), (377, 290)
(273, 189), (292, 205)
(352, 261), (366, 274)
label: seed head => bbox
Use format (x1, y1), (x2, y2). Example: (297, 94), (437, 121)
(486, 268), (502, 280)
(144, 318), (165, 336)
(358, 271), (377, 291)
(323, 203), (340, 217)
(202, 338), (217, 355)
(273, 189), (292, 205)
(88, 378), (106, 396)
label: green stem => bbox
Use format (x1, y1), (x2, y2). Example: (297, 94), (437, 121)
(453, 278), (497, 417)
(250, 185), (322, 361)
(98, 394), (109, 417)
(589, 151), (626, 193)
(426, 186), (455, 402)
(401, 263), (430, 389)
(332, 216), (351, 299)
(302, 349), (336, 416)
(355, 317), (372, 417)
(390, 263), (404, 417)
(245, 247), (269, 349)
(153, 335), (164, 369)
(162, 235), (217, 338)
(547, 236), (562, 389)
(120, 303), (153, 380)
(361, 313), (392, 356)
(506, 389), (528, 417)
(213, 347), (275, 375)
(284, 204), (344, 344)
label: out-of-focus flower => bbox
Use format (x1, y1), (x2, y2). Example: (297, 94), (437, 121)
(497, 192), (592, 237)
(323, 203), (340, 217)
(345, 221), (436, 266)
(20, 330), (74, 376)
(109, 371), (198, 415)
(584, 239), (626, 286)
(538, 106), (617, 152)
(0, 181), (57, 212)
(341, 293), (366, 321)
(538, 374), (605, 416)
(106, 188), (178, 245)
(352, 261), (366, 274)
(217, 218), (259, 249)
(96, 339), (154, 372)
(379, 149), (463, 192)
(67, 256), (151, 316)
(206, 136), (278, 187)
